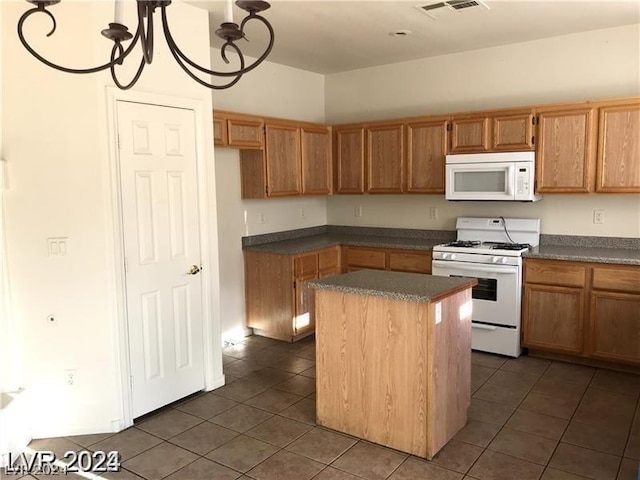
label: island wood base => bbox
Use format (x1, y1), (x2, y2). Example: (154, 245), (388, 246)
(315, 288), (472, 459)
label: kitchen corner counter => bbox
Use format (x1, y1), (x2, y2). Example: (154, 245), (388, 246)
(524, 245), (640, 266)
(242, 233), (451, 255)
(309, 269), (477, 303)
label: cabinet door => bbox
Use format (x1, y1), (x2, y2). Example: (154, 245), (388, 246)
(406, 119), (448, 193)
(213, 114), (228, 146)
(301, 125), (332, 195)
(522, 284), (584, 354)
(265, 124), (302, 196)
(227, 117), (264, 149)
(388, 250), (431, 274)
(345, 247), (386, 271)
(334, 126), (366, 194)
(492, 112), (534, 151)
(366, 124), (404, 193)
(589, 291), (640, 365)
(536, 107), (595, 193)
(596, 102), (640, 193)
(294, 273), (317, 337)
(450, 117), (490, 153)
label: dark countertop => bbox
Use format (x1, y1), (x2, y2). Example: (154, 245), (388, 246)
(241, 227), (640, 266)
(242, 233), (448, 255)
(309, 269), (477, 303)
(524, 245), (640, 266)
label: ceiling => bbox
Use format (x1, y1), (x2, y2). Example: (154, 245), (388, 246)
(188, 1), (640, 74)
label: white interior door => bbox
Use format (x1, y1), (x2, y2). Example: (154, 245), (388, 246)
(117, 100), (204, 418)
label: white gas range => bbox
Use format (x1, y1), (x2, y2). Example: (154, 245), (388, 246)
(431, 217), (541, 357)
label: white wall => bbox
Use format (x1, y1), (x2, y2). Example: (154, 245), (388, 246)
(325, 24), (640, 238)
(2, 1), (219, 437)
(211, 54), (326, 342)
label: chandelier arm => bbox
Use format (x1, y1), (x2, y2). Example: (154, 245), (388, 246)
(164, 34), (246, 90)
(137, 1), (154, 64)
(17, 6), (141, 75)
(160, 5), (272, 78)
(235, 13), (275, 75)
(109, 44), (147, 90)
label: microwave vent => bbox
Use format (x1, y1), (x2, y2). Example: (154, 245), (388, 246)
(417, 0), (489, 18)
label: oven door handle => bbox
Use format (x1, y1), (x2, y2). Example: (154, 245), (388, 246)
(472, 323), (498, 331)
(432, 262), (518, 275)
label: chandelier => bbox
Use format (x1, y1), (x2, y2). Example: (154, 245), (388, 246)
(17, 0), (275, 90)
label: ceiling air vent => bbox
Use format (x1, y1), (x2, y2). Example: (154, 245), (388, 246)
(417, 0), (489, 19)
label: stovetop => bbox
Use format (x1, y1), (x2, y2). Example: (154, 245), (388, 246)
(435, 240), (532, 256)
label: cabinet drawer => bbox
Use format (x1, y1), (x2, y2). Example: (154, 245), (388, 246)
(388, 250), (431, 274)
(525, 260), (586, 287)
(346, 247), (386, 269)
(318, 247), (340, 271)
(592, 265), (640, 293)
(294, 253), (318, 277)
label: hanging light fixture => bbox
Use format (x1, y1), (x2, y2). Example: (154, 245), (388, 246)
(17, 0), (275, 90)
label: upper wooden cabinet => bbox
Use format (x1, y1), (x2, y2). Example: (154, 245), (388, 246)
(450, 108), (534, 153)
(595, 99), (640, 193)
(265, 123), (302, 196)
(213, 115), (227, 146)
(535, 106), (596, 193)
(366, 123), (404, 193)
(301, 125), (332, 195)
(406, 118), (448, 193)
(213, 111), (264, 149)
(240, 120), (331, 198)
(334, 125), (366, 194)
(492, 111), (534, 151)
(450, 116), (490, 153)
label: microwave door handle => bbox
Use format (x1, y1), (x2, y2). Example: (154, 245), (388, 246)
(505, 165), (514, 196)
(434, 263), (518, 274)
(472, 324), (498, 331)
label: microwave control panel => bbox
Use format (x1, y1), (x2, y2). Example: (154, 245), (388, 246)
(515, 165), (533, 199)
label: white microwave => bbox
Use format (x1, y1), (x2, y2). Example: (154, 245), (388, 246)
(445, 151), (541, 202)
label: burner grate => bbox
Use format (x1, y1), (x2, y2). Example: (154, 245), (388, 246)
(446, 240), (481, 247)
(491, 243), (531, 250)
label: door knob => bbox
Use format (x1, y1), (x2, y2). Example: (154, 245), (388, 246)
(188, 265), (201, 275)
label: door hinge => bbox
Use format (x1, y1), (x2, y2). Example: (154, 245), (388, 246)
(265, 185), (269, 195)
(129, 375), (133, 391)
(124, 257), (128, 273)
(446, 122), (452, 132)
(117, 134), (121, 150)
(531, 136), (535, 145)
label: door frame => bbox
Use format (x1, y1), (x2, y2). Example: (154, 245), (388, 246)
(105, 88), (223, 429)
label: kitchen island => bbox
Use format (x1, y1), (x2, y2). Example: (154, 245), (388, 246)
(309, 270), (477, 459)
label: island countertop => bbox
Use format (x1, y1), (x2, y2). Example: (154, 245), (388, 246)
(309, 269), (477, 303)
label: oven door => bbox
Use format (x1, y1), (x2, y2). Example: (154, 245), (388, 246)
(431, 260), (521, 328)
(445, 162), (515, 201)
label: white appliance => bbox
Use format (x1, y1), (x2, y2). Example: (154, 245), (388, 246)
(431, 217), (541, 357)
(445, 151), (541, 202)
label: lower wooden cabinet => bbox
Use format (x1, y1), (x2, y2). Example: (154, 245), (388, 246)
(244, 246), (341, 342)
(344, 246), (432, 274)
(522, 284), (584, 354)
(523, 259), (640, 366)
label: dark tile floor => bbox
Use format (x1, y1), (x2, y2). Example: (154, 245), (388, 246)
(6, 334), (640, 480)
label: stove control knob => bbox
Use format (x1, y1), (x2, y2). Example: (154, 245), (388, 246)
(442, 253), (450, 259)
(501, 257), (508, 264)
(491, 256), (500, 263)
(450, 254), (457, 260)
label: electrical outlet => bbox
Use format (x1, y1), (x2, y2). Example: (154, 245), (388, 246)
(299, 207), (305, 218)
(429, 207), (439, 220)
(354, 205), (363, 218)
(64, 369), (77, 387)
(593, 209), (604, 224)
(258, 212), (265, 224)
